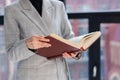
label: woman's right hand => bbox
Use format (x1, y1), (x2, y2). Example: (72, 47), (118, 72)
(25, 36), (51, 49)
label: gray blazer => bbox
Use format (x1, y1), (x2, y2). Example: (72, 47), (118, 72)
(4, 0), (74, 80)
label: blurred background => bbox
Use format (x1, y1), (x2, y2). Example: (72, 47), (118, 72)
(1, 0), (120, 80)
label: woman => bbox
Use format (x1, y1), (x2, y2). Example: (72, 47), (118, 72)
(4, 0), (80, 80)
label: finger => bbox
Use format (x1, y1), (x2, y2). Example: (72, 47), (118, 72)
(70, 53), (76, 57)
(31, 36), (50, 42)
(35, 36), (45, 39)
(32, 42), (51, 49)
(39, 42), (51, 48)
(38, 37), (50, 42)
(37, 36), (50, 42)
(62, 52), (71, 58)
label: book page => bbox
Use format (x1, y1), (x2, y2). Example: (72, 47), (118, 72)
(68, 32), (93, 44)
(68, 31), (101, 50)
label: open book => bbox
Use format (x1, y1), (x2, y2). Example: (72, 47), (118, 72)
(36, 31), (101, 59)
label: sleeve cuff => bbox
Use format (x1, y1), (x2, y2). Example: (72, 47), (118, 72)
(28, 48), (37, 53)
(72, 52), (82, 60)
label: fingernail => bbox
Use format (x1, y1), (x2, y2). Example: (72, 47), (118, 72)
(47, 44), (51, 47)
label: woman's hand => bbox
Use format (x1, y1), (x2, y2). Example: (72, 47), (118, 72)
(62, 52), (78, 58)
(25, 36), (51, 49)
(62, 52), (82, 59)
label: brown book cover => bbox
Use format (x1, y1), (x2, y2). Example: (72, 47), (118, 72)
(36, 31), (101, 59)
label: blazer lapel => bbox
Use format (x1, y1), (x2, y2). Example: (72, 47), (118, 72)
(42, 0), (54, 26)
(19, 0), (54, 36)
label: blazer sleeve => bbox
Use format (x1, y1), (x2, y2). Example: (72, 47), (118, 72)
(60, 2), (74, 39)
(4, 6), (35, 62)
